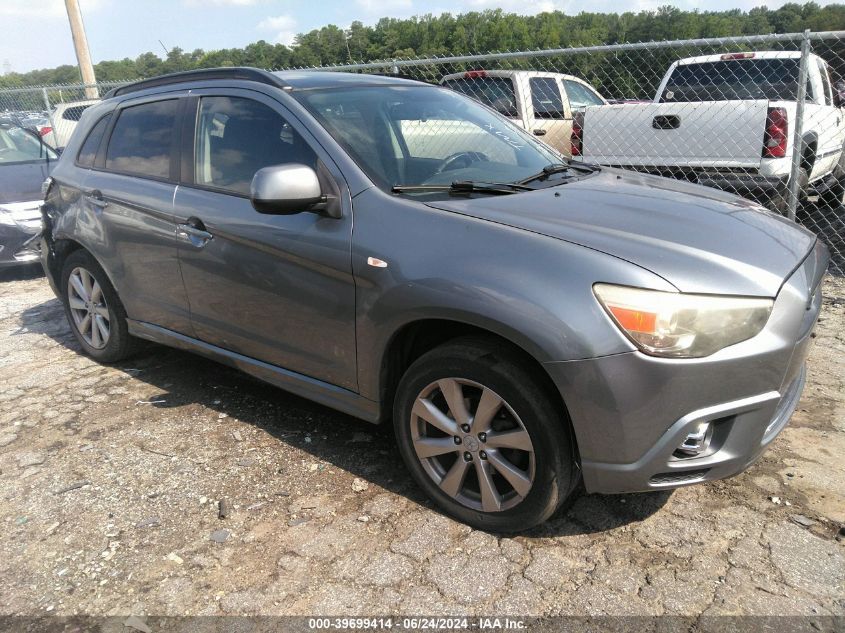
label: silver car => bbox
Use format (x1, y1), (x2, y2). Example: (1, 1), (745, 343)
(40, 68), (828, 532)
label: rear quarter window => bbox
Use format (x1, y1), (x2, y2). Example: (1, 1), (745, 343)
(76, 114), (112, 168)
(442, 76), (518, 117)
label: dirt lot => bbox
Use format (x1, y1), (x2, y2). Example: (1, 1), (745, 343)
(0, 267), (843, 621)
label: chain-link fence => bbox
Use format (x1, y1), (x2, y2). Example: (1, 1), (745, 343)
(2, 30), (844, 273)
(0, 81), (127, 153)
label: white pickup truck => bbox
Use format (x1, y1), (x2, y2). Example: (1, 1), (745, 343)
(441, 70), (607, 157)
(578, 51), (845, 212)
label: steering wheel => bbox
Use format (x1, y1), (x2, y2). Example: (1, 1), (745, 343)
(433, 151), (489, 175)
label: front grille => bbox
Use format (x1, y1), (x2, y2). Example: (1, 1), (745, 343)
(649, 469), (710, 485)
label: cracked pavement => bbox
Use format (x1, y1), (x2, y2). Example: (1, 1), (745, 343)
(0, 268), (843, 618)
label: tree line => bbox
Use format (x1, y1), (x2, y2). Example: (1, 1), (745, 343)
(2, 2), (845, 89)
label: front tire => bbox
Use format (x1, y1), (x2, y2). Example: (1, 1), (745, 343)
(61, 249), (138, 363)
(393, 338), (578, 532)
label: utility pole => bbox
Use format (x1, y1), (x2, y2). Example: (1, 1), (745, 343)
(64, 0), (99, 98)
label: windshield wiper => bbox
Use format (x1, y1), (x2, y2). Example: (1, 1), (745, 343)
(391, 180), (534, 196)
(517, 162), (598, 185)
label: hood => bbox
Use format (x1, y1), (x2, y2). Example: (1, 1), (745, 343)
(0, 160), (54, 205)
(425, 168), (816, 296)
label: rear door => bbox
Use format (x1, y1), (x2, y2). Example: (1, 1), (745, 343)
(173, 89), (357, 390)
(807, 58), (845, 180)
(524, 76), (572, 156)
(82, 94), (192, 335)
(582, 100), (769, 168)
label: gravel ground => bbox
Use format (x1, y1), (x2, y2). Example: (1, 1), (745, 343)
(0, 266), (843, 620)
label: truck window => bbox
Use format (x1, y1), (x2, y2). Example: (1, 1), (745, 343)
(442, 77), (518, 117)
(529, 78), (565, 119)
(661, 58), (814, 102)
(563, 80), (604, 109)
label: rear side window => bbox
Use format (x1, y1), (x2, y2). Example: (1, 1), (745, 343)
(564, 80), (604, 109)
(62, 105), (92, 121)
(530, 78), (565, 119)
(105, 100), (177, 179)
(76, 114), (111, 168)
(442, 77), (518, 117)
(194, 96), (317, 196)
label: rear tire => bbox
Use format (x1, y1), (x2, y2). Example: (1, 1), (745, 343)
(393, 337), (578, 532)
(61, 249), (139, 363)
(820, 148), (845, 209)
(769, 168), (808, 217)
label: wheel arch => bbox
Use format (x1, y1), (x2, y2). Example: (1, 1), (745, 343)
(801, 133), (819, 175)
(377, 318), (579, 457)
(51, 238), (119, 300)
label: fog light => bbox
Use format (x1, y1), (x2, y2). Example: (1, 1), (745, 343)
(676, 422), (712, 457)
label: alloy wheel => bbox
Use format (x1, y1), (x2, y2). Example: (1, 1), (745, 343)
(410, 377), (536, 512)
(67, 266), (111, 349)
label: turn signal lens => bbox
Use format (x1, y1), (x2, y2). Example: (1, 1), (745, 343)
(594, 284), (773, 358)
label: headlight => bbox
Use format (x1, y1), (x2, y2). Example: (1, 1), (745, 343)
(594, 283), (773, 358)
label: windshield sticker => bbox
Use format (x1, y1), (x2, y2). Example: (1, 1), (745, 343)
(483, 123), (525, 150)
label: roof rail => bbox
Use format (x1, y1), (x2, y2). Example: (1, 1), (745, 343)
(104, 67), (288, 98)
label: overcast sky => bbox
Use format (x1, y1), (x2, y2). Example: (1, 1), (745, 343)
(2, 0), (838, 73)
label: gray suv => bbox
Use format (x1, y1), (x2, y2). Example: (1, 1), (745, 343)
(40, 68), (828, 532)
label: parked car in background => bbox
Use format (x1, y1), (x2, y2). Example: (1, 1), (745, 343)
(0, 122), (56, 267)
(41, 99), (99, 150)
(441, 70), (606, 156)
(42, 68), (827, 531)
(578, 52), (845, 213)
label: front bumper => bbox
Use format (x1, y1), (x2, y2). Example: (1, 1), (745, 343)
(546, 240), (828, 494)
(0, 222), (42, 268)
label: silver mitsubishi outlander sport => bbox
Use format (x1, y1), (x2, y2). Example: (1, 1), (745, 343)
(40, 68), (829, 531)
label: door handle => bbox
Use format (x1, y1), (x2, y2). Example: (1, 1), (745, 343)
(653, 115), (681, 130)
(176, 219), (213, 247)
(533, 129), (547, 136)
(85, 190), (108, 209)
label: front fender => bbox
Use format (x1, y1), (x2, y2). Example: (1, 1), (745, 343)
(350, 188), (673, 401)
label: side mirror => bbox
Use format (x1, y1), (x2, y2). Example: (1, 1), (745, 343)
(833, 85), (845, 108)
(250, 163), (324, 215)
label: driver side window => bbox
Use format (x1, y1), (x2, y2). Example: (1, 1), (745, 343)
(194, 96), (317, 196)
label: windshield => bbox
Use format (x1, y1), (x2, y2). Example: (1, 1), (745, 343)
(295, 85), (559, 192)
(661, 58), (807, 102)
(0, 125), (57, 164)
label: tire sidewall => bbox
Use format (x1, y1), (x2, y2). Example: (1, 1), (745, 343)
(393, 345), (573, 532)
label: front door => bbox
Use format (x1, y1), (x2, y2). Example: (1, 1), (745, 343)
(173, 91), (357, 390)
(525, 76), (573, 156)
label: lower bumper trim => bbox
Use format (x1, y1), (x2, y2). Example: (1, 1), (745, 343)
(581, 365), (806, 494)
